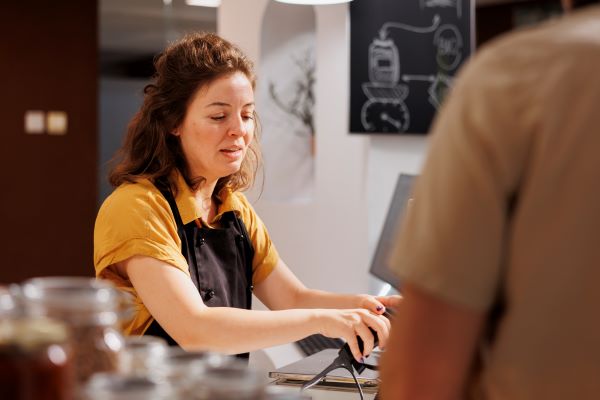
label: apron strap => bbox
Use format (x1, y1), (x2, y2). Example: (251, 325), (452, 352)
(226, 211), (255, 308)
(154, 178), (185, 234)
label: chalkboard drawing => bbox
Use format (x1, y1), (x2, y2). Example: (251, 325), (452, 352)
(379, 15), (441, 39)
(434, 24), (463, 71)
(361, 38), (409, 132)
(368, 38), (400, 85)
(360, 15), (442, 133)
(401, 73), (453, 110)
(428, 73), (453, 108)
(420, 0), (462, 18)
(398, 23), (462, 110)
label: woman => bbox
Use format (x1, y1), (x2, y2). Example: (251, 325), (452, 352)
(94, 32), (399, 362)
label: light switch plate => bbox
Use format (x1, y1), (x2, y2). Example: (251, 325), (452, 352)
(47, 111), (68, 135)
(24, 110), (45, 134)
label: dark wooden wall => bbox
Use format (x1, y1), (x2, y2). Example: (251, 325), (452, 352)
(0, 0), (98, 283)
(476, 0), (562, 47)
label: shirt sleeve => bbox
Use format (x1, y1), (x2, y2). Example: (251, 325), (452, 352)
(94, 181), (190, 280)
(234, 193), (280, 284)
(388, 44), (538, 311)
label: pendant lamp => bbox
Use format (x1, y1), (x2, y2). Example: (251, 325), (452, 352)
(275, 0), (352, 4)
(185, 0), (221, 6)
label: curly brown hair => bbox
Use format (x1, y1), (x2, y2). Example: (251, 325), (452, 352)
(109, 32), (261, 197)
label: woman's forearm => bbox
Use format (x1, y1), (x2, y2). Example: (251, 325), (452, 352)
(289, 288), (366, 310)
(177, 307), (322, 354)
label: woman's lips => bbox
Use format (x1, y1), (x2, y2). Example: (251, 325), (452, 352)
(220, 147), (243, 160)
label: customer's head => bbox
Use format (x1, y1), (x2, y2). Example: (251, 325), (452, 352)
(110, 32), (261, 195)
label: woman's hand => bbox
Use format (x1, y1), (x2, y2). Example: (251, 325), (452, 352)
(315, 308), (390, 362)
(356, 294), (403, 316)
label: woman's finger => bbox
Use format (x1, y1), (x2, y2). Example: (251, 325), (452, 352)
(360, 295), (386, 314)
(365, 315), (390, 348)
(344, 333), (364, 363)
(376, 294), (402, 309)
(380, 312), (391, 332)
(354, 321), (375, 358)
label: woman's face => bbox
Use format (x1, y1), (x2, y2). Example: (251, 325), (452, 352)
(174, 71), (255, 183)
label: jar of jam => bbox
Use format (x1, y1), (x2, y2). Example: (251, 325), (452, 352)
(0, 317), (74, 400)
(19, 277), (125, 384)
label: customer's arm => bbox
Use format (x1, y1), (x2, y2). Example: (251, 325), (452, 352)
(379, 283), (484, 400)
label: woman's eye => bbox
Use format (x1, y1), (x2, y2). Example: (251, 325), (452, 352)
(243, 114), (254, 121)
(211, 115), (226, 121)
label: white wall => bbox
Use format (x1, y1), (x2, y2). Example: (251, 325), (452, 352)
(219, 0), (429, 296)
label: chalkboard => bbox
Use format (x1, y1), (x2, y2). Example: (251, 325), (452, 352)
(349, 0), (473, 134)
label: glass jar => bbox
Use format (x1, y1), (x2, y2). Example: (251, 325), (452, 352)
(262, 386), (312, 399)
(0, 317), (74, 400)
(0, 284), (22, 317)
(120, 335), (167, 376)
(192, 356), (267, 400)
(159, 348), (219, 398)
(84, 372), (175, 400)
(20, 277), (125, 384)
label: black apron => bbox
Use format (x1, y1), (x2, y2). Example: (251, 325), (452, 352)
(144, 181), (255, 359)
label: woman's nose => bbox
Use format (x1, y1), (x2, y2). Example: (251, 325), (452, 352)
(228, 116), (248, 136)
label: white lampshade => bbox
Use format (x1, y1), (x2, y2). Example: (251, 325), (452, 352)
(185, 0), (221, 7)
(275, 0), (352, 4)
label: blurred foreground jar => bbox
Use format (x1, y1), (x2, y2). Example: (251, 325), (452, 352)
(84, 372), (175, 400)
(0, 317), (74, 400)
(262, 386), (312, 399)
(193, 356), (267, 400)
(119, 335), (167, 376)
(20, 277), (125, 384)
(160, 349), (224, 397)
(0, 284), (21, 317)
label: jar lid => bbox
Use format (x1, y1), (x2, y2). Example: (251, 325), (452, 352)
(21, 277), (118, 307)
(163, 346), (213, 367)
(0, 285), (20, 317)
(0, 317), (68, 350)
(120, 336), (168, 375)
(159, 348), (215, 384)
(85, 373), (174, 400)
(263, 386), (312, 399)
(20, 277), (121, 323)
(123, 335), (167, 354)
(200, 356), (267, 395)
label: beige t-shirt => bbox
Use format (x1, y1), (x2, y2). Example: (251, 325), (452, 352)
(94, 171), (279, 335)
(390, 6), (600, 399)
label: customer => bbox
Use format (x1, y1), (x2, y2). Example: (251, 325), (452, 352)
(380, 1), (600, 398)
(94, 32), (399, 360)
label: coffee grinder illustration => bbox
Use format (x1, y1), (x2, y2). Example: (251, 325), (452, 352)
(360, 15), (441, 133)
(360, 36), (410, 133)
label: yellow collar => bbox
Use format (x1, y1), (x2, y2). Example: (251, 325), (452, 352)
(172, 171), (243, 225)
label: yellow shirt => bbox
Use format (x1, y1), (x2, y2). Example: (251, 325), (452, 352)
(94, 172), (279, 335)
